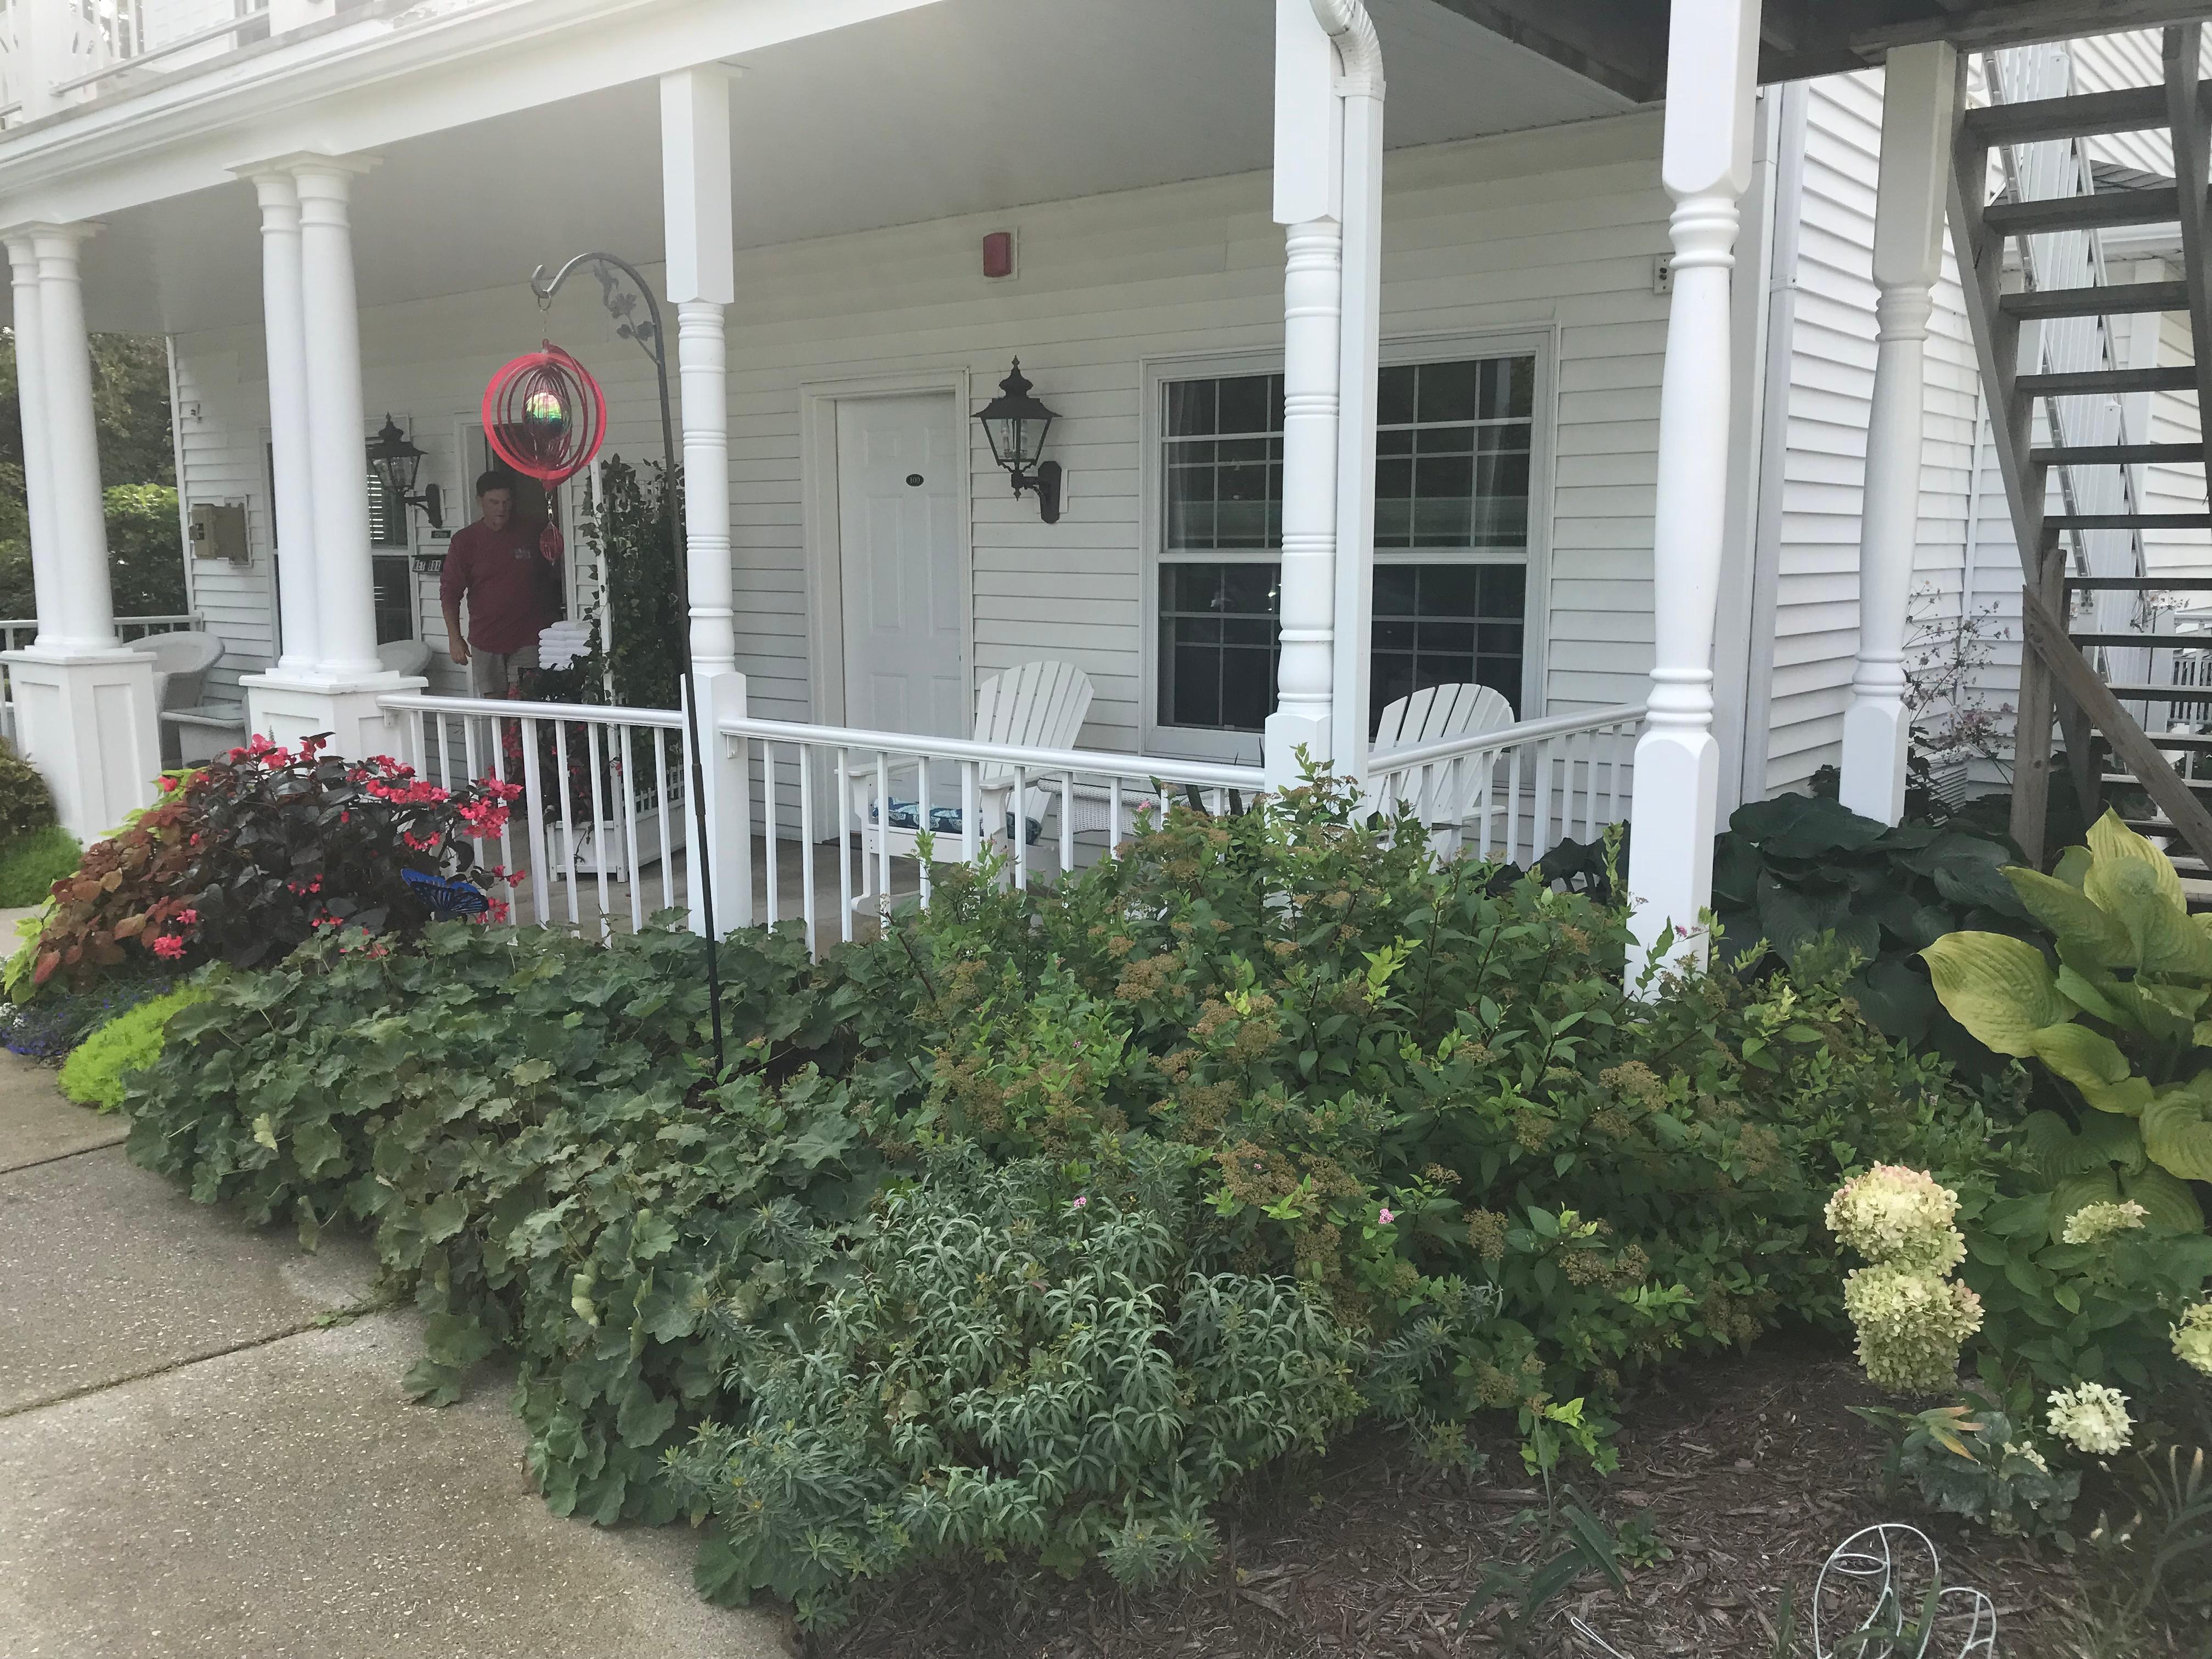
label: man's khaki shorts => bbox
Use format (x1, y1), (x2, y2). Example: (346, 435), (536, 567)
(468, 643), (539, 698)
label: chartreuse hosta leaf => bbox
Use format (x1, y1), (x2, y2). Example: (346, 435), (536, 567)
(2143, 1079), (2212, 1183)
(2027, 1023), (2154, 1116)
(1921, 933), (2070, 1056)
(2121, 1163), (2206, 1233)
(2082, 813), (2212, 978)
(2005, 865), (2136, 968)
(2054, 844), (2094, 889)
(2087, 809), (2187, 910)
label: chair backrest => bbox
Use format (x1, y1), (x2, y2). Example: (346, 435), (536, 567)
(1371, 682), (1515, 757)
(379, 639), (433, 679)
(973, 661), (1094, 791)
(127, 630), (224, 710)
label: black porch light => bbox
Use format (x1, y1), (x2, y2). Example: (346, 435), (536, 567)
(976, 359), (1062, 523)
(368, 414), (445, 531)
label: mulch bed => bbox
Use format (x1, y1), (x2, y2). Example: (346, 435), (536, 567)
(809, 1337), (2127, 1659)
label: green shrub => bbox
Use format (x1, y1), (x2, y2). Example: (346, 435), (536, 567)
(58, 985), (206, 1110)
(668, 1146), (1361, 1627)
(0, 824), (81, 907)
(0, 739), (58, 843)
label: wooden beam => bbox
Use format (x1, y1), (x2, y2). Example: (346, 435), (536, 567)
(2024, 586), (2212, 872)
(1420, 0), (1667, 102)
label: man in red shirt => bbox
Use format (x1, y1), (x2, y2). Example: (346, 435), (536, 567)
(440, 472), (561, 696)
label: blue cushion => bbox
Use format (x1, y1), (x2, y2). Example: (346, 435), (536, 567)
(871, 798), (1042, 846)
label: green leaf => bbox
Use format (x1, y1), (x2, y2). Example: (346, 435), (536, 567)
(614, 1376), (678, 1447)
(2143, 1080), (2212, 1182)
(420, 1191), (469, 1244)
(423, 1311), (495, 1372)
(1921, 933), (2069, 1057)
(2026, 1024), (2153, 1116)
(2083, 816), (2212, 977)
(2006, 866), (2135, 967)
(2120, 1164), (2205, 1233)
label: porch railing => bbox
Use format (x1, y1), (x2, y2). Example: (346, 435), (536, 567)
(374, 689), (1645, 956)
(43, 0), (269, 100)
(718, 713), (1267, 951)
(0, 613), (202, 742)
(1367, 703), (1644, 867)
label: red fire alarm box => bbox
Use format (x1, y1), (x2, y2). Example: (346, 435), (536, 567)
(982, 230), (1015, 280)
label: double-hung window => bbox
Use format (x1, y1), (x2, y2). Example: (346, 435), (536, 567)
(1154, 347), (1537, 751)
(367, 462), (414, 645)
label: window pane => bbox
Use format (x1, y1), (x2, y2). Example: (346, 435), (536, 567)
(1166, 379), (1216, 437)
(1377, 365), (1417, 426)
(1366, 561), (1526, 736)
(1415, 359), (1479, 424)
(1214, 374), (1276, 436)
(1159, 560), (1280, 732)
(372, 554), (414, 645)
(1370, 354), (1534, 555)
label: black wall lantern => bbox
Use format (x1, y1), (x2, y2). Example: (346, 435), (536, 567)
(368, 414), (445, 531)
(977, 359), (1062, 524)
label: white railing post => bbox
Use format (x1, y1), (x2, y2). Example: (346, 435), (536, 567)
(1840, 42), (1957, 826)
(693, 668), (751, 936)
(1624, 0), (1761, 977)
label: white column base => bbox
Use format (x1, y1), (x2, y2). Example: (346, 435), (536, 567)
(3, 647), (160, 845)
(1624, 724), (1720, 974)
(691, 669), (750, 935)
(1263, 710), (1331, 794)
(241, 670), (425, 760)
(1838, 697), (1909, 825)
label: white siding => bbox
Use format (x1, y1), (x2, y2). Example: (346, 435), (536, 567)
(1762, 70), (1983, 797)
(172, 346), (277, 702)
(172, 113), (1677, 759)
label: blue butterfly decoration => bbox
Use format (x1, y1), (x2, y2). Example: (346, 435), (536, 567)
(400, 867), (490, 919)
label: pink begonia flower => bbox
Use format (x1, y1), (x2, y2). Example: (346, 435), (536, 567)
(1072, 1196), (1088, 1209)
(1378, 1207), (1396, 1225)
(174, 909), (199, 927)
(149, 935), (185, 960)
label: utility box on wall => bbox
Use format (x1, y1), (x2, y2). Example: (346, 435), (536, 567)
(188, 503), (249, 563)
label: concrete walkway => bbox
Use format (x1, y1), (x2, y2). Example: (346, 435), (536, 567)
(0, 1052), (790, 1658)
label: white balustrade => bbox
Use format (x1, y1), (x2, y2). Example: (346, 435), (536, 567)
(1368, 704), (1645, 869)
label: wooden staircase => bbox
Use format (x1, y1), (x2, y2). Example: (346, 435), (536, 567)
(1953, 25), (2212, 873)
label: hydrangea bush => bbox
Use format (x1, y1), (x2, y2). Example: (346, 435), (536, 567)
(1827, 1167), (1982, 1391)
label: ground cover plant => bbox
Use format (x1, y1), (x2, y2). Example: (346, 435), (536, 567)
(56, 983), (205, 1110)
(119, 774), (2002, 1630)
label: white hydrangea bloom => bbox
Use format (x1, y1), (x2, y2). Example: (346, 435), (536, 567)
(1825, 1165), (1966, 1272)
(2174, 1302), (2212, 1378)
(2002, 1440), (2050, 1475)
(2046, 1382), (2132, 1456)
(1842, 1263), (1983, 1392)
(2060, 1200), (2149, 1244)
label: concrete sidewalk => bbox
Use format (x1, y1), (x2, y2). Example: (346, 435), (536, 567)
(0, 1052), (791, 1658)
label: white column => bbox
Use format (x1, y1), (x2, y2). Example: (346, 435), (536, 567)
(1624, 0), (1763, 973)
(35, 224), (119, 653)
(1839, 43), (1959, 825)
(663, 66), (739, 680)
(242, 169), (322, 675)
(0, 222), (159, 842)
(291, 157), (382, 680)
(4, 236), (62, 643)
(1266, 0), (1344, 788)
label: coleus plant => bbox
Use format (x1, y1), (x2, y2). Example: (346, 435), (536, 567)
(1922, 810), (2212, 1237)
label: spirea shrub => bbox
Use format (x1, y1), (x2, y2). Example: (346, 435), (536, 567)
(667, 1147), (1361, 1628)
(0, 737), (59, 841)
(25, 734), (521, 990)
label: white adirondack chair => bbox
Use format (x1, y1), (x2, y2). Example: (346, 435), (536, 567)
(1371, 682), (1516, 823)
(849, 660), (1094, 866)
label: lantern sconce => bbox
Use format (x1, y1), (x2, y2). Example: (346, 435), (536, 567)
(368, 414), (445, 533)
(976, 360), (1062, 524)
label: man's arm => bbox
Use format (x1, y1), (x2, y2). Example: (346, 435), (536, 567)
(438, 539), (469, 665)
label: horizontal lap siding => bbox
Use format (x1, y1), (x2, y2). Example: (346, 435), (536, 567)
(1765, 71), (1982, 798)
(170, 114), (1673, 759)
(172, 347), (276, 703)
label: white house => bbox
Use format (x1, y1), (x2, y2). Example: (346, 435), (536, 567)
(3, 0), (2209, 964)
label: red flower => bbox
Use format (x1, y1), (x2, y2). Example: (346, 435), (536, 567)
(149, 934), (185, 960)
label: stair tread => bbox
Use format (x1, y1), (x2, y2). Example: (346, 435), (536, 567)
(2103, 681), (2212, 696)
(2005, 281), (2193, 319)
(1963, 83), (2181, 144)
(1985, 185), (2187, 236)
(2019, 366), (2198, 396)
(2048, 513), (2212, 529)
(2104, 731), (2212, 747)
(2034, 441), (2205, 465)
(2065, 574), (2212, 588)
(2069, 630), (2210, 645)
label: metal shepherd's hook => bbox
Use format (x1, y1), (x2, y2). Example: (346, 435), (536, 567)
(530, 251), (725, 1077)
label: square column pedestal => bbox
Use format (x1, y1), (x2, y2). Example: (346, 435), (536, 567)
(241, 672), (427, 760)
(3, 647), (161, 844)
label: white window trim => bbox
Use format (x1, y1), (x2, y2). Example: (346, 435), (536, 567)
(1138, 329), (1556, 765)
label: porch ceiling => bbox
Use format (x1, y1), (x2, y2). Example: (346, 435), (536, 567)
(1426, 0), (2212, 102)
(59, 0), (1630, 337)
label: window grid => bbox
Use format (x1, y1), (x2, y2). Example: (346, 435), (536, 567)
(1156, 353), (1536, 736)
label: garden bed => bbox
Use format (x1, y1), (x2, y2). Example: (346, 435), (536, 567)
(816, 1340), (2123, 1659)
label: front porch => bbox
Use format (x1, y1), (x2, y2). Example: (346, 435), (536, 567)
(4, 0), (2201, 963)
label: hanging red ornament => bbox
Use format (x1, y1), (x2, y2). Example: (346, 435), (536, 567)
(481, 342), (607, 488)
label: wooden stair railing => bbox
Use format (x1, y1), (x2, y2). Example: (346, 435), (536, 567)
(1952, 26), (2212, 875)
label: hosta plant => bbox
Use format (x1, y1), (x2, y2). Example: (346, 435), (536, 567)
(1921, 810), (2212, 1234)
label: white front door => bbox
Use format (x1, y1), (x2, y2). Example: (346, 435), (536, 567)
(837, 393), (967, 738)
